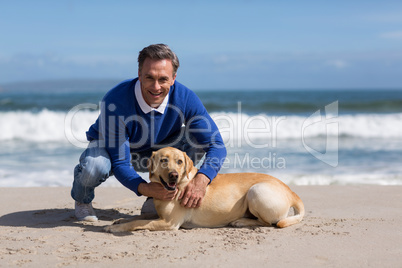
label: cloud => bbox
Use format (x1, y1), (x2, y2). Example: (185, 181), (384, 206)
(325, 59), (348, 69)
(380, 31), (402, 39)
(68, 55), (136, 66)
(0, 53), (137, 83)
(213, 55), (230, 64)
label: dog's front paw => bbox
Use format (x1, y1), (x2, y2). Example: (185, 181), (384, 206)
(103, 225), (114, 233)
(103, 218), (128, 232)
(104, 224), (124, 233)
(104, 223), (131, 233)
(112, 218), (129, 225)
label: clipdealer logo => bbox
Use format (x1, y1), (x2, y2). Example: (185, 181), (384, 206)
(302, 101), (339, 167)
(64, 100), (339, 169)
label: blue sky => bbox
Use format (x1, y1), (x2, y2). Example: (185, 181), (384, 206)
(1, 0), (402, 89)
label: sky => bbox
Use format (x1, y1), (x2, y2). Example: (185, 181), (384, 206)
(1, 0), (402, 89)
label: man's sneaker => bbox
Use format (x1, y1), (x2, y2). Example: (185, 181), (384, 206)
(75, 201), (98, 222)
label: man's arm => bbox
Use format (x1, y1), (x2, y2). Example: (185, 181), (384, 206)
(138, 182), (177, 200)
(97, 89), (149, 196)
(179, 90), (227, 208)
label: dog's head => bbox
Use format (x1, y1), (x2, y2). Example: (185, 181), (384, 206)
(147, 147), (195, 191)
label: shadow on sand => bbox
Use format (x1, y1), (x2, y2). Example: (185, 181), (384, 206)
(0, 207), (133, 233)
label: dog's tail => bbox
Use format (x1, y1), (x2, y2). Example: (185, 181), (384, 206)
(276, 192), (305, 228)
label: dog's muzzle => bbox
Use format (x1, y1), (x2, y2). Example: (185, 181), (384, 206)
(159, 171), (178, 191)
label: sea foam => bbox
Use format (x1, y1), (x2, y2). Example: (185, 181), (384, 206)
(1, 110), (401, 143)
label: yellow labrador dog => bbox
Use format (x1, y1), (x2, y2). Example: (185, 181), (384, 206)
(104, 147), (304, 233)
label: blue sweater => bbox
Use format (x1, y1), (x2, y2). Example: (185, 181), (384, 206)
(86, 78), (227, 195)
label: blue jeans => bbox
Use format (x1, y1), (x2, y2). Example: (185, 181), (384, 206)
(71, 132), (205, 204)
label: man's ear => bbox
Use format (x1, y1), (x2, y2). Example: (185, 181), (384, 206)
(183, 151), (194, 179)
(171, 73), (177, 85)
(147, 151), (157, 177)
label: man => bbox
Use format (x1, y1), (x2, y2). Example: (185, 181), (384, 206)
(71, 44), (227, 221)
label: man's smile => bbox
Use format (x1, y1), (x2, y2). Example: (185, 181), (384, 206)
(149, 90), (162, 96)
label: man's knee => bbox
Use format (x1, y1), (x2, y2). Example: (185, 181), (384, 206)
(75, 155), (111, 186)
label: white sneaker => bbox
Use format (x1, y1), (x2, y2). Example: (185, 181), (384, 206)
(75, 201), (98, 222)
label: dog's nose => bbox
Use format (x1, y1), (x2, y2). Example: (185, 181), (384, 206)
(169, 171), (178, 180)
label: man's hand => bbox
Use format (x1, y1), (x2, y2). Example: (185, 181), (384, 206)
(179, 173), (210, 208)
(138, 182), (177, 200)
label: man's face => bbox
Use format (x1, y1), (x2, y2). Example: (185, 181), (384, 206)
(138, 58), (176, 108)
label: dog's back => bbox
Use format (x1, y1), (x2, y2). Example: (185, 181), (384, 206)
(186, 173), (304, 228)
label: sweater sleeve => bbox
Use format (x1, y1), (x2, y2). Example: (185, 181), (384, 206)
(98, 100), (147, 196)
(185, 91), (227, 181)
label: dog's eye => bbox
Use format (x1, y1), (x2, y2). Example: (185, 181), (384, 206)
(177, 160), (183, 165)
(160, 158), (168, 163)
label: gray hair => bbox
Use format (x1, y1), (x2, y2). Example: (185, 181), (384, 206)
(138, 44), (180, 76)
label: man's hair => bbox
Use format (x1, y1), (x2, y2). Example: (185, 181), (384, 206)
(138, 44), (180, 76)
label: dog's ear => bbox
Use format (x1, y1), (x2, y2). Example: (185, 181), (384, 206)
(147, 151), (157, 177)
(183, 151), (194, 179)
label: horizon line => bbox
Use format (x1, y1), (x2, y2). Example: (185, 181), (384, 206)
(1, 78), (402, 92)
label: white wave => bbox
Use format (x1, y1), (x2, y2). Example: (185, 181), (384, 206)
(211, 112), (402, 142)
(0, 109), (97, 143)
(0, 110), (401, 143)
(280, 173), (402, 186)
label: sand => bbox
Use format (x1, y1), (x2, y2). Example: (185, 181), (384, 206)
(0, 185), (401, 267)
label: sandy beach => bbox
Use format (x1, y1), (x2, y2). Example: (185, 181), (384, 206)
(0, 185), (401, 267)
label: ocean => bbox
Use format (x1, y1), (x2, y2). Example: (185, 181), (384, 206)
(1, 80), (402, 187)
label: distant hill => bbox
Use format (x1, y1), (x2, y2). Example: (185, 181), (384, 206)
(0, 79), (121, 93)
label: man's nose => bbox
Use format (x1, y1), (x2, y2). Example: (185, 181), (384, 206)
(153, 80), (161, 90)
